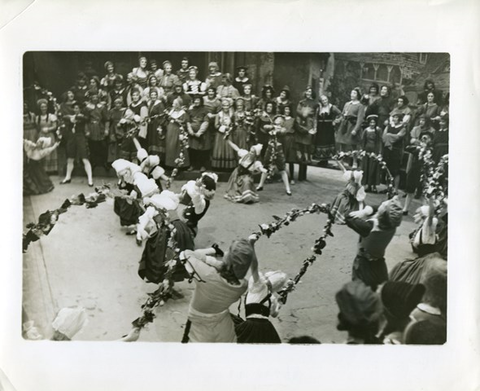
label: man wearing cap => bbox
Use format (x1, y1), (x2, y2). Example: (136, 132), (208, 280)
(180, 237), (258, 342)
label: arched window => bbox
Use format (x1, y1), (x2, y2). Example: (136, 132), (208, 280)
(377, 64), (389, 82)
(364, 63), (375, 80)
(391, 66), (402, 84)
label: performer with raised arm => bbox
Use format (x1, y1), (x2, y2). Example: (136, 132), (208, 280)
(225, 139), (266, 204)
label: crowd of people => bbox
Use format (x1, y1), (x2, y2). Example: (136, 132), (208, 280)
(23, 55), (449, 344)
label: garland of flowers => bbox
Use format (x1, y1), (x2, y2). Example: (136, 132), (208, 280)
(248, 203), (335, 304)
(277, 212), (335, 304)
(166, 116), (189, 189)
(22, 185), (111, 253)
(333, 150), (397, 199)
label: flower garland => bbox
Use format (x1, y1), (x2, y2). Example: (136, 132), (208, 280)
(166, 116), (189, 189)
(22, 185), (111, 253)
(249, 203), (335, 304)
(333, 150), (397, 199)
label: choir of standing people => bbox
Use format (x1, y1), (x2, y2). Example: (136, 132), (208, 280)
(24, 56), (449, 217)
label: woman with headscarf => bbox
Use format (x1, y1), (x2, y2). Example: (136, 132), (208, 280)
(131, 56), (150, 89)
(216, 73), (240, 100)
(345, 196), (404, 291)
(212, 98), (237, 170)
(165, 96), (190, 169)
(378, 281), (425, 344)
(159, 60), (180, 95)
(187, 95), (210, 171)
(36, 98), (59, 173)
(336, 87), (365, 169)
(335, 280), (383, 344)
(225, 140), (266, 204)
(295, 86), (317, 181)
(314, 94), (341, 165)
(205, 61), (223, 90)
(180, 236), (258, 343)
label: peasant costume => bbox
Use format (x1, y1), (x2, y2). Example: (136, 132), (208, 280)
(255, 111), (275, 159)
(159, 73), (180, 94)
(107, 106), (126, 163)
(225, 145), (264, 204)
(205, 70), (223, 90)
(314, 103), (341, 160)
(295, 98), (316, 165)
(216, 85), (240, 100)
(282, 115), (297, 163)
(146, 99), (167, 158)
(138, 176), (216, 284)
(432, 127), (448, 163)
(131, 67), (150, 88)
(415, 103), (441, 130)
(232, 109), (250, 150)
(382, 122), (406, 177)
(336, 101), (365, 151)
(85, 102), (108, 168)
(212, 110), (237, 170)
(63, 112), (90, 161)
(345, 198), (403, 290)
(165, 108), (190, 168)
(187, 104), (211, 170)
(360, 126), (383, 187)
(263, 117), (287, 172)
(183, 79), (207, 97)
(36, 113), (58, 173)
(23, 111), (38, 142)
(138, 149), (167, 191)
(111, 159), (144, 227)
(235, 271), (287, 343)
(23, 138), (59, 195)
(330, 170), (366, 225)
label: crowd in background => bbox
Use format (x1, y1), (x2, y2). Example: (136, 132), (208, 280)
(23, 56), (449, 196)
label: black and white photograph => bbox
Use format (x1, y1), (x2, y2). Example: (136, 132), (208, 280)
(22, 51), (449, 344)
(1, 1), (479, 391)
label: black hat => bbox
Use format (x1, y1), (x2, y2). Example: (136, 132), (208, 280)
(236, 65), (248, 71)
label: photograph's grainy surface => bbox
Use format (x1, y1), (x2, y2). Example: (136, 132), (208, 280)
(22, 52), (449, 344)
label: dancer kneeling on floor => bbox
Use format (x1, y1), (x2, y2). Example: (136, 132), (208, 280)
(180, 237), (257, 343)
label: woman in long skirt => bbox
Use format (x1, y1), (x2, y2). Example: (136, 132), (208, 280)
(314, 95), (341, 165)
(36, 99), (58, 173)
(225, 141), (265, 204)
(211, 98), (237, 170)
(23, 138), (60, 195)
(360, 115), (383, 193)
(165, 97), (190, 168)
